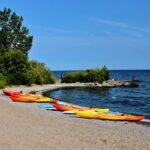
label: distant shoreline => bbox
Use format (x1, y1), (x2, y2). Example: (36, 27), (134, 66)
(52, 69), (150, 72)
(2, 79), (140, 94)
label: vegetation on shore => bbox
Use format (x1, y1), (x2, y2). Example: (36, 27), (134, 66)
(0, 8), (56, 88)
(61, 66), (110, 83)
(0, 8), (110, 89)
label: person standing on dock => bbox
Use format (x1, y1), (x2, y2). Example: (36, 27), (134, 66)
(132, 75), (135, 81)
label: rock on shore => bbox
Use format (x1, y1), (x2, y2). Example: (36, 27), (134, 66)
(84, 80), (139, 88)
(102, 80), (139, 88)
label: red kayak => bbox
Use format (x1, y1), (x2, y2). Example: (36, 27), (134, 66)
(52, 103), (75, 111)
(3, 90), (42, 98)
(3, 90), (20, 96)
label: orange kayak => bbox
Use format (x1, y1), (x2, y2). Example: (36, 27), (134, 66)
(13, 93), (43, 99)
(10, 96), (58, 103)
(52, 103), (78, 111)
(52, 103), (109, 113)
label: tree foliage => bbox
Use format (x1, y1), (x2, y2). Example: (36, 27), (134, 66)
(30, 60), (56, 84)
(1, 49), (32, 85)
(0, 8), (33, 54)
(0, 8), (56, 87)
(61, 67), (110, 83)
(0, 48), (56, 86)
(0, 73), (7, 89)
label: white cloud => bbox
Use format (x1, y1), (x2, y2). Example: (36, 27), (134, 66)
(92, 17), (150, 34)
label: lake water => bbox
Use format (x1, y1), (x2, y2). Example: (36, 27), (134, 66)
(43, 70), (150, 118)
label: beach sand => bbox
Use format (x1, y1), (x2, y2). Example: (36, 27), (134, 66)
(0, 84), (150, 150)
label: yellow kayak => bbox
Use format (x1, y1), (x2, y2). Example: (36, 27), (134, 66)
(74, 110), (101, 119)
(74, 110), (144, 121)
(81, 108), (109, 113)
(35, 97), (55, 103)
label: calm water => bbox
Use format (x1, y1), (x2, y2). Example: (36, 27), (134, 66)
(44, 70), (150, 118)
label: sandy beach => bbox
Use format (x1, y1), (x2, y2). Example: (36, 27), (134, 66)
(0, 84), (150, 150)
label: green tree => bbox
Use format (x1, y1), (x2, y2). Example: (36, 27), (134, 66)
(101, 65), (110, 81)
(0, 8), (56, 87)
(0, 8), (33, 54)
(3, 50), (33, 85)
(0, 73), (7, 89)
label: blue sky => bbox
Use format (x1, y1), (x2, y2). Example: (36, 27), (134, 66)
(0, 0), (150, 70)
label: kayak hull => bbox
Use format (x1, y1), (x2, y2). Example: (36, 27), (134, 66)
(74, 110), (144, 121)
(52, 103), (109, 113)
(3, 90), (20, 96)
(10, 96), (58, 103)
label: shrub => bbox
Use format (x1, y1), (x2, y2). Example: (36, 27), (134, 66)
(61, 67), (110, 83)
(0, 49), (57, 86)
(30, 60), (56, 84)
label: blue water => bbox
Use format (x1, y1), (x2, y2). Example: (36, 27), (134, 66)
(44, 70), (150, 118)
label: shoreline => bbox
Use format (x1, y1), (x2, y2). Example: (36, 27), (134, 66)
(2, 79), (140, 94)
(0, 84), (150, 150)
